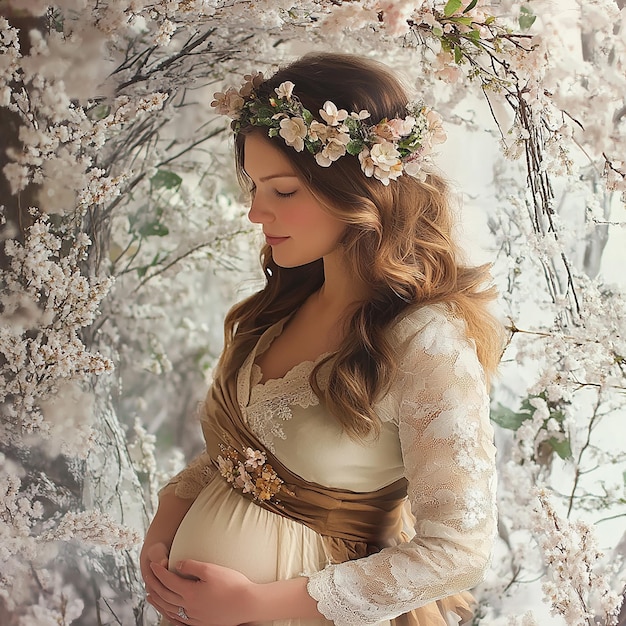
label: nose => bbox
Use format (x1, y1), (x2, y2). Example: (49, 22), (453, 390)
(247, 193), (274, 225)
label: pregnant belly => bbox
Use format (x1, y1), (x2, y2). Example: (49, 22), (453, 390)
(168, 474), (326, 584)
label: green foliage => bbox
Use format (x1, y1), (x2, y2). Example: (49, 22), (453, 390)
(466, 29), (482, 46)
(150, 169), (183, 191)
(491, 393), (573, 460)
(444, 0), (463, 17)
(88, 103), (112, 120)
(138, 220), (169, 238)
(519, 5), (537, 31)
(346, 140), (364, 156)
(548, 436), (572, 461)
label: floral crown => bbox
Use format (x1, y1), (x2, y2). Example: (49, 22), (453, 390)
(211, 72), (446, 186)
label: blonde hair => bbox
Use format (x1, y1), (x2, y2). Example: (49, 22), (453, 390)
(219, 53), (504, 438)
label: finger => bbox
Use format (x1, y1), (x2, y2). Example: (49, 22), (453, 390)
(146, 594), (191, 626)
(143, 566), (171, 598)
(174, 559), (205, 581)
(148, 563), (187, 604)
(164, 606), (201, 626)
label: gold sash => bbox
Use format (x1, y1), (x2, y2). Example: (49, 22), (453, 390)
(198, 368), (476, 626)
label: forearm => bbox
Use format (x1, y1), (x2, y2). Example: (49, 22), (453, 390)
(247, 576), (322, 622)
(144, 492), (195, 551)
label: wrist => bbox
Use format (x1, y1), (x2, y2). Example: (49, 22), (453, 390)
(247, 577), (321, 622)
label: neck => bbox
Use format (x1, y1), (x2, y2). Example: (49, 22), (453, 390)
(317, 249), (371, 315)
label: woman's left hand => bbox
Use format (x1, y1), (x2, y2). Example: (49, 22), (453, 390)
(148, 559), (257, 626)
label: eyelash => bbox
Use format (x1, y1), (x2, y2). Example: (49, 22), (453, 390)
(247, 185), (296, 199)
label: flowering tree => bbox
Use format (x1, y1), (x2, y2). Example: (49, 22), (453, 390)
(0, 1), (624, 625)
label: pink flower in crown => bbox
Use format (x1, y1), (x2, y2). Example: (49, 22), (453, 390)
(279, 117), (307, 151)
(314, 134), (350, 167)
(373, 121), (396, 141)
(388, 116), (416, 137)
(403, 155), (428, 181)
(375, 117), (415, 141)
(211, 87), (245, 118)
(239, 72), (264, 97)
(319, 101), (348, 126)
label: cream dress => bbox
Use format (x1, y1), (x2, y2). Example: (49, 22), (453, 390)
(165, 304), (497, 626)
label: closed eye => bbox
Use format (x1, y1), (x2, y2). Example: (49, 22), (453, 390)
(274, 190), (296, 198)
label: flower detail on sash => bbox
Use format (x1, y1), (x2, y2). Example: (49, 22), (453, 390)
(216, 445), (284, 502)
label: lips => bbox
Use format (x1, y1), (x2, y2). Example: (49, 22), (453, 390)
(264, 234), (289, 245)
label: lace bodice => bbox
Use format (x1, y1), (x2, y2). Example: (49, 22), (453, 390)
(160, 304), (497, 626)
(243, 352), (329, 453)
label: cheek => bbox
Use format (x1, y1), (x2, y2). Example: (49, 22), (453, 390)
(282, 201), (341, 233)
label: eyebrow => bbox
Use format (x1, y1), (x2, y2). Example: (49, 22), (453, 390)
(259, 174), (298, 182)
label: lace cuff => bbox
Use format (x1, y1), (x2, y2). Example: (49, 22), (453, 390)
(158, 452), (216, 500)
(307, 567), (394, 626)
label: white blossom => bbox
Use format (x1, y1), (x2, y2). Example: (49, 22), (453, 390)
(279, 117), (307, 151)
(275, 81), (295, 100)
(319, 100), (348, 126)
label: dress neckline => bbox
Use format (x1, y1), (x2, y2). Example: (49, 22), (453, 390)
(251, 315), (332, 387)
(251, 352), (332, 390)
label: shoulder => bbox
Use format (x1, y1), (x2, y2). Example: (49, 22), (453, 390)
(390, 302), (485, 393)
(388, 302), (473, 356)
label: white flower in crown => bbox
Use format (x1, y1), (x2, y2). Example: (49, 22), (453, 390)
(368, 141), (403, 186)
(308, 120), (330, 142)
(319, 101), (348, 126)
(350, 110), (371, 120)
(358, 147), (375, 178)
(211, 87), (245, 118)
(375, 161), (403, 185)
(315, 134), (351, 167)
(275, 81), (295, 101)
(279, 117), (307, 151)
(369, 141), (402, 170)
(212, 74), (446, 183)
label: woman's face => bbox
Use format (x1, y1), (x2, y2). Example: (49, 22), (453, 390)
(244, 133), (346, 268)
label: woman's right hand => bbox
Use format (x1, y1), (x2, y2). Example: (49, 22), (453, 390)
(141, 540), (170, 597)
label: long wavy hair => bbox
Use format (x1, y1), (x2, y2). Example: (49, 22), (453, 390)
(219, 53), (504, 439)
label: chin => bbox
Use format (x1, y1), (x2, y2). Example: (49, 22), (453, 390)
(272, 255), (321, 269)
(274, 260), (311, 269)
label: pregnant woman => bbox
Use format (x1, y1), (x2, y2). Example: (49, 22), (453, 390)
(140, 52), (503, 626)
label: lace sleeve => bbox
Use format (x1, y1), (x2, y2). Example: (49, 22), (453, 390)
(158, 451), (216, 500)
(306, 307), (497, 626)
